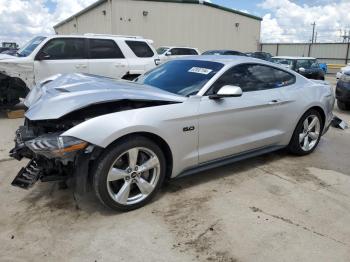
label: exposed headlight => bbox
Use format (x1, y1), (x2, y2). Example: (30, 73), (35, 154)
(340, 73), (350, 82)
(26, 133), (88, 159)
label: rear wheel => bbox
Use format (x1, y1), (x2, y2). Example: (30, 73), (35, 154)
(288, 109), (323, 156)
(93, 136), (166, 211)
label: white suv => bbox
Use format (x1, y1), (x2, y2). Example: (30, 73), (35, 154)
(156, 46), (200, 63)
(0, 34), (160, 107)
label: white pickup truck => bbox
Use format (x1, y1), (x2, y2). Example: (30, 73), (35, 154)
(0, 34), (160, 107)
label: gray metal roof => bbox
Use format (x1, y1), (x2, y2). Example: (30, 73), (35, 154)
(54, 0), (262, 29)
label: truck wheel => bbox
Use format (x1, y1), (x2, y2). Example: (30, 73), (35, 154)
(93, 136), (166, 211)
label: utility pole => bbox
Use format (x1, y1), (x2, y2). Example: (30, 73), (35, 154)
(311, 22), (316, 43)
(315, 31), (317, 43)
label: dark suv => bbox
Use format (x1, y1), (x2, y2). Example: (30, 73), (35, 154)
(336, 71), (350, 110)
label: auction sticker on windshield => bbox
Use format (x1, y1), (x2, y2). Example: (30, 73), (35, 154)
(188, 67), (213, 75)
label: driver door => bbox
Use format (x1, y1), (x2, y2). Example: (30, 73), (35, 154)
(34, 38), (88, 83)
(198, 63), (295, 163)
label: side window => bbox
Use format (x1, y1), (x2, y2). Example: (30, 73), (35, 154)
(40, 38), (85, 60)
(183, 49), (198, 55)
(207, 64), (295, 95)
(125, 40), (154, 57)
(170, 48), (181, 55)
(171, 48), (197, 55)
(89, 39), (124, 59)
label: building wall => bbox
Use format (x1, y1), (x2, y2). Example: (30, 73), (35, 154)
(55, 1), (111, 35)
(54, 0), (261, 52)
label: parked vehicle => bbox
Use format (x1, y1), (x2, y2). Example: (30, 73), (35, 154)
(10, 56), (334, 211)
(0, 34), (160, 107)
(336, 69), (350, 110)
(336, 63), (350, 80)
(157, 46), (199, 63)
(271, 56), (325, 80)
(202, 50), (247, 56)
(246, 51), (272, 61)
(0, 42), (18, 54)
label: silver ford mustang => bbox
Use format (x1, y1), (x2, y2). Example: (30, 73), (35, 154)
(10, 56), (335, 211)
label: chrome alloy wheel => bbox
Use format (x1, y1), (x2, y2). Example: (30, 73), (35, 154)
(106, 147), (161, 205)
(299, 115), (321, 152)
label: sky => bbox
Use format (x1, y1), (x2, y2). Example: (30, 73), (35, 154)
(0, 0), (349, 46)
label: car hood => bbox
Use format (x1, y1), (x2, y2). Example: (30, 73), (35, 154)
(0, 54), (16, 60)
(25, 73), (186, 121)
(0, 57), (33, 76)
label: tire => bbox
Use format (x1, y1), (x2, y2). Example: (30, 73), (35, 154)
(93, 136), (166, 211)
(337, 100), (349, 111)
(122, 74), (140, 81)
(288, 109), (323, 156)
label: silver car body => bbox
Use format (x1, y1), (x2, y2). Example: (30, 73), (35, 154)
(24, 56), (335, 178)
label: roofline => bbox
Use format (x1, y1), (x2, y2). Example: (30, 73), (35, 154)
(54, 0), (107, 29)
(54, 0), (262, 29)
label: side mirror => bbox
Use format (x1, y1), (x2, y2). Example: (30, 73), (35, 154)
(36, 51), (50, 61)
(298, 67), (306, 73)
(209, 85), (243, 99)
(165, 51), (172, 56)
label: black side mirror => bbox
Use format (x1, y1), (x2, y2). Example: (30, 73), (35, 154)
(36, 51), (50, 61)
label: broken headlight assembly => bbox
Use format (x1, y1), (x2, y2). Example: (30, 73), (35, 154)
(25, 133), (88, 159)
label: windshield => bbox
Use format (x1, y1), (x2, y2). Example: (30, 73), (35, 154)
(295, 59), (318, 69)
(156, 47), (169, 55)
(16, 36), (46, 57)
(136, 60), (224, 96)
(202, 50), (223, 55)
(272, 58), (293, 66)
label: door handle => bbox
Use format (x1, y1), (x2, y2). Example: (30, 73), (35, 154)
(268, 99), (284, 105)
(80, 64), (87, 68)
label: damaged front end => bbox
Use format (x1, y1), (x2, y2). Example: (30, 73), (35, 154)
(9, 73), (185, 193)
(9, 120), (102, 193)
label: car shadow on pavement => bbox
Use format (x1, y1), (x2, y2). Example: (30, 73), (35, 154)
(160, 149), (289, 195)
(17, 149), (290, 216)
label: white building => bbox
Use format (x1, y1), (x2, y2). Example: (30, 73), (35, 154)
(54, 0), (262, 52)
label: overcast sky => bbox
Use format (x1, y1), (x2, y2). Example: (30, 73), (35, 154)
(0, 0), (349, 46)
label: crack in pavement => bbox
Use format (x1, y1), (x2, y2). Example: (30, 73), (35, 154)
(250, 206), (348, 246)
(186, 219), (222, 245)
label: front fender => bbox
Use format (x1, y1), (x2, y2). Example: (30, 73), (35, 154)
(62, 101), (200, 177)
(62, 110), (171, 148)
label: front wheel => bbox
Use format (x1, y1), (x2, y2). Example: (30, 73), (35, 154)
(288, 109), (323, 156)
(93, 136), (166, 211)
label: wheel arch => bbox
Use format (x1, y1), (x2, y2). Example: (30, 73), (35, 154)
(306, 105), (326, 128)
(104, 131), (174, 180)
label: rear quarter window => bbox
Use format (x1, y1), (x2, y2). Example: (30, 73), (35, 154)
(125, 40), (154, 58)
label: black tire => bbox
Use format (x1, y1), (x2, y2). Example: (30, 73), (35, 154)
(93, 136), (166, 211)
(288, 109), (323, 156)
(337, 100), (349, 111)
(122, 74), (140, 81)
